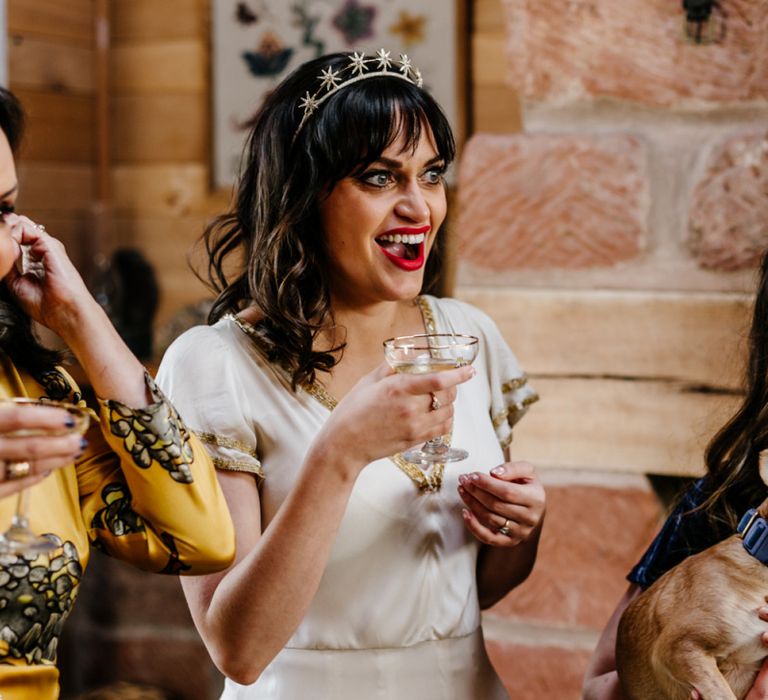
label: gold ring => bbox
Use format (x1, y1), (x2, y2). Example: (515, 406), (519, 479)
(498, 519), (512, 537)
(429, 392), (441, 411)
(6, 461), (31, 481)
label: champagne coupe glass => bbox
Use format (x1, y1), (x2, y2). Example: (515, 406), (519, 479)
(383, 333), (479, 465)
(0, 398), (90, 554)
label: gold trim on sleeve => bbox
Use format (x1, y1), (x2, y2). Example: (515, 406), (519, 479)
(197, 431), (259, 459)
(212, 456), (265, 478)
(502, 375), (529, 394)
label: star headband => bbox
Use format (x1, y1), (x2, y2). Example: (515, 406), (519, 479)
(293, 49), (424, 140)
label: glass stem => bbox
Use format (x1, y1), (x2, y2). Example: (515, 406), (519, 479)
(12, 488), (30, 528)
(422, 437), (449, 456)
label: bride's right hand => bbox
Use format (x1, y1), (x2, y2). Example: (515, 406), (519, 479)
(311, 361), (475, 476)
(0, 402), (85, 499)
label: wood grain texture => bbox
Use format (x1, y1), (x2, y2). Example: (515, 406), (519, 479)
(457, 287), (751, 388)
(111, 41), (206, 93)
(110, 94), (207, 164)
(509, 376), (738, 476)
(12, 89), (95, 163)
(8, 0), (93, 45)
(9, 36), (94, 94)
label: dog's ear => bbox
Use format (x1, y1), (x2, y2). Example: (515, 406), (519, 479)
(759, 450), (768, 487)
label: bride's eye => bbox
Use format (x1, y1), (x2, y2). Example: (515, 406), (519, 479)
(0, 203), (15, 220)
(361, 170), (393, 188)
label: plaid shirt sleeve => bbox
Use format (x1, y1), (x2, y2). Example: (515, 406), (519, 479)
(627, 478), (726, 589)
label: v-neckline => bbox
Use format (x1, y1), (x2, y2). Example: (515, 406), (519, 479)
(228, 296), (446, 492)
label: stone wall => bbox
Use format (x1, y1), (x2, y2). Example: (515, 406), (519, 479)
(460, 0), (766, 697)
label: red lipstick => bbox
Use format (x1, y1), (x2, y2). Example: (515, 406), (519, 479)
(375, 225), (431, 271)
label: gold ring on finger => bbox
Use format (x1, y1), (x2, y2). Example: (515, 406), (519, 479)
(6, 461), (31, 481)
(429, 392), (441, 411)
(498, 519), (512, 537)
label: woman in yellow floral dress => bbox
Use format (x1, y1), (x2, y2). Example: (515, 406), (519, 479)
(0, 89), (236, 698)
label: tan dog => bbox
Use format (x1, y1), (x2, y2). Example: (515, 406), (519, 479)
(616, 479), (768, 700)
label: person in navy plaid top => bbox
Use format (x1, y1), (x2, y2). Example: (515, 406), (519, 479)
(627, 478), (730, 590)
(583, 249), (768, 700)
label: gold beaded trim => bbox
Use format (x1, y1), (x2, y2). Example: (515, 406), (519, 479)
(502, 375), (529, 393)
(211, 456), (265, 478)
(414, 295), (437, 333)
(493, 393), (541, 428)
(197, 431), (259, 458)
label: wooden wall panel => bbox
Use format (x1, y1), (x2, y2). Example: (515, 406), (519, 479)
(458, 288), (751, 388)
(471, 2), (522, 132)
(8, 0), (93, 45)
(111, 164), (210, 216)
(111, 41), (206, 93)
(510, 377), (739, 476)
(110, 94), (206, 164)
(110, 0), (207, 42)
(9, 37), (94, 93)
(475, 0), (507, 33)
(17, 163), (94, 211)
(6, 0), (97, 278)
(12, 89), (95, 163)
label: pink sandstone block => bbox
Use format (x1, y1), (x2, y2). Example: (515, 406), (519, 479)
(688, 130), (768, 270)
(490, 482), (662, 629)
(502, 0), (768, 107)
(456, 133), (649, 270)
(487, 641), (593, 700)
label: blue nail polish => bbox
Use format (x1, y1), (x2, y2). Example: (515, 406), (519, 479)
(80, 437), (88, 450)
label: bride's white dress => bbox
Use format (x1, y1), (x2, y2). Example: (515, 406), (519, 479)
(158, 295), (538, 700)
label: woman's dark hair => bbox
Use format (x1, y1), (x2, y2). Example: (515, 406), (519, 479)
(699, 249), (768, 528)
(0, 87), (62, 374)
(201, 52), (456, 388)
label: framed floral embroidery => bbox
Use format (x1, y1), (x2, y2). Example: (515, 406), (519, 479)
(211, 0), (468, 189)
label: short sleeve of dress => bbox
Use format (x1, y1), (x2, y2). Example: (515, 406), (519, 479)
(156, 324), (264, 480)
(425, 296), (539, 451)
(627, 478), (728, 589)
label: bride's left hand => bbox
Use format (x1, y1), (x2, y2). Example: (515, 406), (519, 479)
(3, 214), (95, 335)
(458, 461), (546, 547)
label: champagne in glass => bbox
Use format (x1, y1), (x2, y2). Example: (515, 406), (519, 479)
(383, 333), (479, 464)
(0, 398), (90, 554)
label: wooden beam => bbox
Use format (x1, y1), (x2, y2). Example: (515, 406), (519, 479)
(111, 41), (206, 94)
(457, 287), (751, 388)
(8, 0), (93, 45)
(9, 36), (94, 93)
(110, 94), (206, 163)
(110, 0), (206, 43)
(510, 376), (739, 477)
(17, 163), (94, 211)
(12, 89), (95, 163)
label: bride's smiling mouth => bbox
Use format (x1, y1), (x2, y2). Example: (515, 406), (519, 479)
(375, 226), (430, 270)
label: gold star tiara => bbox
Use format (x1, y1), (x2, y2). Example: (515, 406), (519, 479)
(293, 49), (424, 139)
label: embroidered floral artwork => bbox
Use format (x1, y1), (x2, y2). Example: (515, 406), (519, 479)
(0, 540), (81, 665)
(211, 0), (459, 188)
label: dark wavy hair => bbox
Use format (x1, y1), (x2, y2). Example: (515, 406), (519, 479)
(201, 52), (456, 388)
(0, 87), (62, 374)
(697, 249), (768, 528)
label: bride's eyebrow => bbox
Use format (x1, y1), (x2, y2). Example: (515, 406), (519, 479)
(0, 183), (17, 200)
(369, 155), (444, 169)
